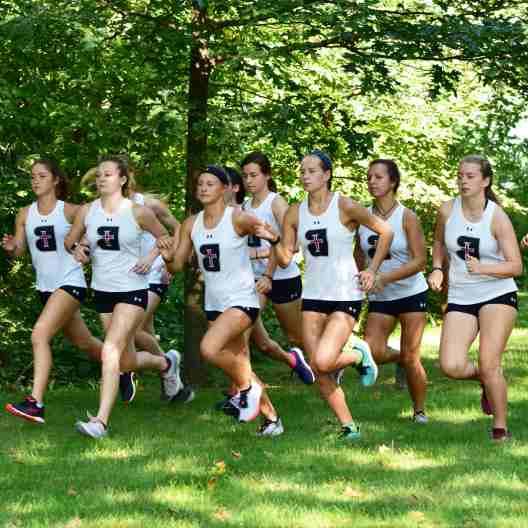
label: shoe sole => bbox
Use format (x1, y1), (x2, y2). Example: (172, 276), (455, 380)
(75, 421), (107, 439)
(171, 389), (195, 404)
(290, 347), (316, 385)
(5, 404), (45, 424)
(238, 384), (263, 423)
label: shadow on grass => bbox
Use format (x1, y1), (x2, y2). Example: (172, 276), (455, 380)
(1, 314), (528, 528)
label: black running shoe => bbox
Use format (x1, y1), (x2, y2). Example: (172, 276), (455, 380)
(222, 400), (240, 419)
(170, 385), (195, 404)
(6, 396), (45, 424)
(119, 372), (137, 404)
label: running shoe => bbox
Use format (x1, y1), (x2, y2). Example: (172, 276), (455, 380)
(480, 384), (493, 415)
(222, 400), (240, 419)
(215, 391), (234, 411)
(412, 410), (429, 424)
(289, 347), (316, 384)
(170, 385), (195, 404)
(230, 383), (263, 422)
(162, 349), (183, 399)
(119, 372), (137, 403)
(395, 363), (407, 390)
(353, 339), (378, 387)
(332, 368), (345, 386)
(338, 422), (361, 441)
(75, 413), (107, 439)
(257, 417), (284, 436)
(490, 428), (512, 442)
(5, 396), (45, 424)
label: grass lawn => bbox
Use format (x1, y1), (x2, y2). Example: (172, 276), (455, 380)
(2, 306), (528, 527)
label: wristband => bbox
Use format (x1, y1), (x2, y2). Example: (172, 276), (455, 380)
(269, 235), (281, 246)
(431, 266), (443, 273)
(263, 273), (273, 281)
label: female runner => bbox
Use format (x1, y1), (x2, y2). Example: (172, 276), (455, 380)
(3, 159), (102, 424)
(260, 150), (392, 440)
(356, 159), (429, 423)
(161, 165), (280, 427)
(241, 152), (314, 385)
(66, 156), (181, 438)
(428, 155), (521, 441)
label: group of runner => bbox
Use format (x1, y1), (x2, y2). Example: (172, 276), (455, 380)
(2, 151), (523, 442)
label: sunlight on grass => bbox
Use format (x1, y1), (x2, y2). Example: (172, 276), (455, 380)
(2, 323), (528, 528)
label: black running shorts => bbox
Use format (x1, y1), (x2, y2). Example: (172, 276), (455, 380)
(93, 289), (149, 314)
(368, 290), (428, 317)
(445, 291), (518, 318)
(301, 299), (362, 318)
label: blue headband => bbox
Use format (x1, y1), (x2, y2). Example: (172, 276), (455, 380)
(310, 150), (332, 171)
(205, 165), (229, 185)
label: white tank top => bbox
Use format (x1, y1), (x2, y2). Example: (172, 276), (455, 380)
(242, 192), (300, 280)
(25, 201), (86, 292)
(298, 192), (363, 301)
(445, 197), (517, 304)
(191, 207), (259, 312)
(84, 198), (148, 292)
(132, 193), (165, 284)
(358, 204), (428, 301)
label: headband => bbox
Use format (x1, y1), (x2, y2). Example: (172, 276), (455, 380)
(204, 165), (229, 185)
(310, 149), (333, 171)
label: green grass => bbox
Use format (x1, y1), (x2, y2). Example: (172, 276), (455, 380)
(2, 322), (528, 527)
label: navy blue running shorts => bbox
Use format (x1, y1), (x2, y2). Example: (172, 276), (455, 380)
(93, 289), (149, 314)
(38, 285), (87, 306)
(368, 290), (428, 317)
(446, 291), (518, 318)
(265, 275), (302, 305)
(301, 299), (362, 318)
(205, 306), (260, 324)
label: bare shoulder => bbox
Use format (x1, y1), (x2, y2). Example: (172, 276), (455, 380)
(437, 199), (455, 221)
(402, 206), (420, 226)
(182, 214), (198, 233)
(17, 205), (30, 223)
(338, 194), (361, 213)
(491, 203), (513, 229)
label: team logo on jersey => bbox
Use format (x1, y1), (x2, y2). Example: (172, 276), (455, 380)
(305, 229), (328, 256)
(367, 234), (391, 260)
(247, 234), (262, 248)
(34, 225), (57, 252)
(456, 236), (480, 261)
(97, 226), (120, 250)
(200, 243), (220, 272)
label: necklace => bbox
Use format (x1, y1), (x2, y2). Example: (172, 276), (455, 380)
(374, 200), (398, 218)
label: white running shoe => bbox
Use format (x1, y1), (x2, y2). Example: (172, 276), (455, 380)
(412, 411), (429, 424)
(257, 417), (284, 436)
(75, 413), (108, 439)
(162, 350), (183, 399)
(230, 383), (263, 422)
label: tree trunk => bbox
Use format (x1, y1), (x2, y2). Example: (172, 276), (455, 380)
(183, 3), (210, 385)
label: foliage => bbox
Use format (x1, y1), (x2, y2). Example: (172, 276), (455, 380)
(2, 1), (528, 382)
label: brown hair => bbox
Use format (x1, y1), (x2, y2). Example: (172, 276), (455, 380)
(369, 159), (401, 193)
(240, 151), (277, 192)
(32, 159), (69, 200)
(98, 155), (133, 197)
(460, 155), (499, 204)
